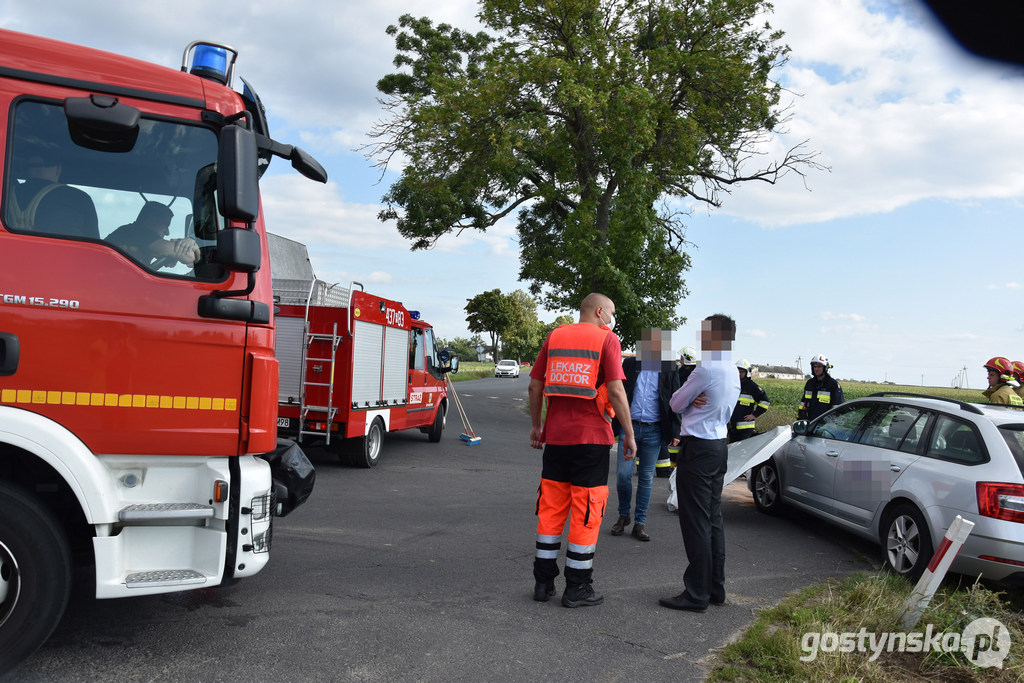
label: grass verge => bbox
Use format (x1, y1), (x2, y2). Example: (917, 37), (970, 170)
(710, 572), (1024, 682)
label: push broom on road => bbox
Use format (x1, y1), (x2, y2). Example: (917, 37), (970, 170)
(445, 375), (481, 445)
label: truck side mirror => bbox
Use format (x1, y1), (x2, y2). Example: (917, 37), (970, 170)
(438, 348), (459, 375)
(214, 227), (260, 273)
(217, 124), (259, 222)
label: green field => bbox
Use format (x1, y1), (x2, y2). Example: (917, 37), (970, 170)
(754, 378), (988, 431)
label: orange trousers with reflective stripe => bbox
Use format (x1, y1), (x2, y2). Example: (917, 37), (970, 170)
(536, 479), (607, 546)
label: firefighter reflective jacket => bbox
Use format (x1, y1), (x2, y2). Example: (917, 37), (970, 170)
(798, 374), (844, 421)
(984, 383), (1024, 406)
(731, 377), (770, 434)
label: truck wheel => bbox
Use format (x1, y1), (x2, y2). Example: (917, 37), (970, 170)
(346, 418), (384, 468)
(427, 403), (446, 443)
(0, 481), (72, 675)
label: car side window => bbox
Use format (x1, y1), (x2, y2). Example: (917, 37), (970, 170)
(897, 412), (929, 453)
(810, 404), (872, 441)
(927, 416), (986, 464)
(859, 405), (926, 451)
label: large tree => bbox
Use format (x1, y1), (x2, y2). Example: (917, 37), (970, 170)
(465, 289), (513, 360)
(500, 289), (542, 361)
(371, 0), (821, 342)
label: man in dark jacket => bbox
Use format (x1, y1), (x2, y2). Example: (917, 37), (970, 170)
(610, 329), (681, 542)
(729, 360), (770, 442)
(798, 354), (844, 421)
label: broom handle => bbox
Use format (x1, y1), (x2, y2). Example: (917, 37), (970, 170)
(446, 375), (472, 434)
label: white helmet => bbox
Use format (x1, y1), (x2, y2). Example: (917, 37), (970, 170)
(736, 359), (752, 374)
(678, 346), (697, 366)
(810, 354), (831, 370)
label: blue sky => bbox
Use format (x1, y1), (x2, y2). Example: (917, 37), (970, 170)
(3, 0), (1021, 388)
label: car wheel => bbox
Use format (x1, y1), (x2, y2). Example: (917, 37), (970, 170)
(0, 481), (72, 676)
(752, 459), (783, 515)
(427, 402), (446, 443)
(881, 504), (933, 580)
(343, 418), (384, 468)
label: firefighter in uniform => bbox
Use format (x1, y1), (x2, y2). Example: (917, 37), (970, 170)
(1013, 361), (1024, 401)
(982, 357), (1024, 406)
(798, 354), (844, 421)
(529, 293), (635, 608)
(729, 360), (770, 442)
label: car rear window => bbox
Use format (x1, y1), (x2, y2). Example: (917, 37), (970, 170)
(999, 425), (1024, 477)
(927, 416), (986, 465)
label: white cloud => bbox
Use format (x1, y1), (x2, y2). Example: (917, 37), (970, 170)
(988, 282), (1022, 290)
(820, 312), (867, 322)
(714, 0), (1024, 227)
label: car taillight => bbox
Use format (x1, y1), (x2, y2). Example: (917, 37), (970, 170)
(977, 482), (1024, 523)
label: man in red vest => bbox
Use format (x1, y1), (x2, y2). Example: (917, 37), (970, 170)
(529, 292), (635, 607)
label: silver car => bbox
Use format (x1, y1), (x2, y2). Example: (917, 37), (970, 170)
(746, 393), (1024, 583)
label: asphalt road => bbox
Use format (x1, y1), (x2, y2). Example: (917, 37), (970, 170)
(5, 374), (879, 682)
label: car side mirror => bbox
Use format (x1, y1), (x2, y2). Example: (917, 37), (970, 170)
(792, 420), (809, 436)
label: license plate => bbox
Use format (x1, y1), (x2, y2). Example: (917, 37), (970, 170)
(277, 417), (290, 428)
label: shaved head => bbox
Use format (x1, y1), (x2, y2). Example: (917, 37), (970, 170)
(580, 293), (612, 318)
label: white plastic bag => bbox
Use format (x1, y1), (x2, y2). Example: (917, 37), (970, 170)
(666, 466), (678, 512)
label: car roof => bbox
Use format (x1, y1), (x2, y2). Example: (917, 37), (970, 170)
(859, 392), (1024, 427)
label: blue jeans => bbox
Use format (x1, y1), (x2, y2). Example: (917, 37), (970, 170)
(616, 422), (662, 525)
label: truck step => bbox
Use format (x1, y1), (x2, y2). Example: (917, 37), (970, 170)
(119, 502), (215, 523)
(126, 569), (208, 589)
(302, 405), (336, 413)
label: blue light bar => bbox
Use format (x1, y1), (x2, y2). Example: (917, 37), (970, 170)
(190, 45), (229, 84)
(409, 310), (421, 320)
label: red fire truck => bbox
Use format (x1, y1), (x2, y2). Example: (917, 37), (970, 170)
(0, 31), (324, 672)
(270, 235), (457, 467)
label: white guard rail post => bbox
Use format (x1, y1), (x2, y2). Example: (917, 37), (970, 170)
(898, 515), (975, 630)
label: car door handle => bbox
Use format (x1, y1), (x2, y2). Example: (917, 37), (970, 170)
(890, 465), (901, 472)
(826, 450), (840, 457)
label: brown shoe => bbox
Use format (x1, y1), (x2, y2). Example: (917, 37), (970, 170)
(610, 515), (631, 535)
(631, 524), (650, 541)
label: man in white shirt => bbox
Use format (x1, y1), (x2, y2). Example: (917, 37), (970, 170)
(660, 314), (741, 613)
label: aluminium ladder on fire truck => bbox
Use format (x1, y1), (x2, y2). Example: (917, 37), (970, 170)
(273, 276), (361, 445)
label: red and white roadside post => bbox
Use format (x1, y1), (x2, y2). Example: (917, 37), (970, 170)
(898, 515), (975, 630)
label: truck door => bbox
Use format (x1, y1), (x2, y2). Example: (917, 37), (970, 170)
(0, 96), (255, 456)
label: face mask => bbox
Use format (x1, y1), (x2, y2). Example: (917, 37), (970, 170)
(603, 312), (616, 329)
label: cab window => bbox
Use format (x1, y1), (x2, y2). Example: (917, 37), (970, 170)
(4, 99), (224, 279)
(410, 328), (424, 371)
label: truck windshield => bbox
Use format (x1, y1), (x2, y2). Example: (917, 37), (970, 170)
(3, 99), (224, 279)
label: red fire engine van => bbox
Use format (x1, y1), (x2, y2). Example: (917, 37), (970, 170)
(0, 31), (324, 672)
(270, 235), (456, 467)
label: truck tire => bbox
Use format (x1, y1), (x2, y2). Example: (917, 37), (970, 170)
(0, 481), (72, 676)
(427, 402), (446, 443)
(345, 417), (384, 468)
